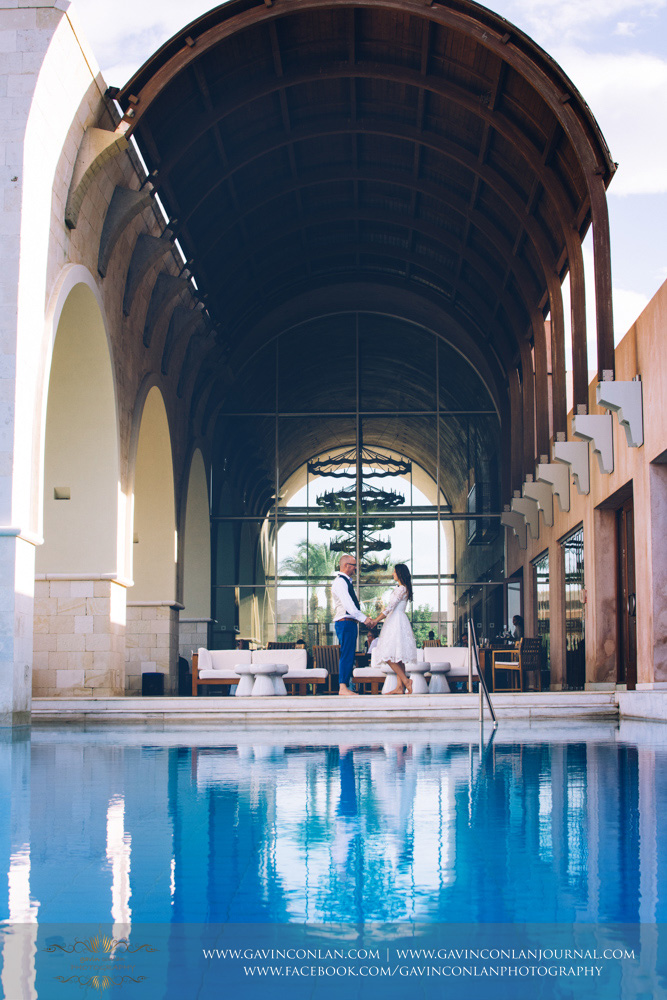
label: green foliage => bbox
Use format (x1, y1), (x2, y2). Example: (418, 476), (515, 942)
(277, 600), (444, 648)
(410, 603), (444, 646)
(277, 607), (331, 646)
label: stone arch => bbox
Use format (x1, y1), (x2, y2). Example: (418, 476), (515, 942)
(177, 445), (212, 661)
(126, 384), (178, 693)
(33, 273), (124, 698)
(131, 385), (177, 603)
(180, 446), (211, 617)
(36, 275), (120, 574)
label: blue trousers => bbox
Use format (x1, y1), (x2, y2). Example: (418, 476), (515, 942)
(335, 619), (358, 687)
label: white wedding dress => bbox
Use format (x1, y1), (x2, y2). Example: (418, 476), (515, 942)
(374, 585), (418, 666)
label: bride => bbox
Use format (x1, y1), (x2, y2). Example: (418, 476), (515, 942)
(371, 563), (418, 695)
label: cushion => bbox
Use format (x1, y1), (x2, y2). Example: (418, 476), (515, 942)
(198, 648), (252, 672)
(197, 669), (240, 681)
(251, 649), (307, 669)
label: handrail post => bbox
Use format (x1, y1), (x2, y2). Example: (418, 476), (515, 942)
(468, 620), (498, 728)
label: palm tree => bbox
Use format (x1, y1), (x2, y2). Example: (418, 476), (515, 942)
(279, 540), (340, 620)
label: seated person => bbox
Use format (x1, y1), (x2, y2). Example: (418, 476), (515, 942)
(364, 628), (379, 655)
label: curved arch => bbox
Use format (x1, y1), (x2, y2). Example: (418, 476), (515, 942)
(224, 286), (507, 414)
(184, 166), (542, 308)
(130, 384), (177, 603)
(179, 447), (211, 617)
(35, 264), (120, 541)
(36, 276), (120, 577)
(119, 0), (612, 380)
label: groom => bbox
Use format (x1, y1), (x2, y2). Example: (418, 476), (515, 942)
(332, 555), (373, 697)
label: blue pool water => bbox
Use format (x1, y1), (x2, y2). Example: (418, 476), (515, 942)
(2, 720), (667, 999)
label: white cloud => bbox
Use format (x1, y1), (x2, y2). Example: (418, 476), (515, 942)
(614, 20), (638, 34)
(561, 244), (649, 374)
(552, 47), (667, 194)
(72, 0), (217, 84)
(504, 0), (666, 44)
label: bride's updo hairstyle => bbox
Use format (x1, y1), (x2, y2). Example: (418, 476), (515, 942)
(394, 564), (413, 602)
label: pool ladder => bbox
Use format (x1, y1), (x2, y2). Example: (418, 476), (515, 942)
(468, 620), (498, 728)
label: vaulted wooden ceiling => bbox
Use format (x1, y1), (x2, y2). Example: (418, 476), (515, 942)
(118, 0), (616, 503)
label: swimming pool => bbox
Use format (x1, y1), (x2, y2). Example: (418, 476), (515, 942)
(1, 720), (666, 998)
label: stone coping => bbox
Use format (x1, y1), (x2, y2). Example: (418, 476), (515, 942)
(31, 691), (620, 725)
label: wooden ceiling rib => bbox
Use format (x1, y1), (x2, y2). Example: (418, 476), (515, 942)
(118, 0), (616, 462)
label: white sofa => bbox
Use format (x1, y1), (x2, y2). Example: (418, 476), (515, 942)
(193, 648), (327, 696)
(422, 646), (478, 687)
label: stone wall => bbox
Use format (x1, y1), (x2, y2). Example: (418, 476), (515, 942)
(33, 576), (125, 696)
(178, 618), (210, 664)
(125, 602), (180, 695)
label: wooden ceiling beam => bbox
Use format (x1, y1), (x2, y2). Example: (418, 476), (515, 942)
(208, 209), (528, 347)
(174, 119), (553, 306)
(190, 62), (263, 296)
(146, 64), (578, 236)
(180, 164), (540, 313)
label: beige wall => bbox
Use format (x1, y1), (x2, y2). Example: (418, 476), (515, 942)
(37, 282), (119, 575)
(181, 448), (210, 617)
(132, 386), (177, 603)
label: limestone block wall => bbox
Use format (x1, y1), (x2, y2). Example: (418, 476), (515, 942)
(32, 576), (125, 696)
(125, 602), (180, 694)
(178, 618), (210, 664)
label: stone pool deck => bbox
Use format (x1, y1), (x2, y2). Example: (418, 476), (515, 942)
(29, 689), (652, 726)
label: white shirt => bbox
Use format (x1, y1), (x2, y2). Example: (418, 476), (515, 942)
(331, 573), (367, 624)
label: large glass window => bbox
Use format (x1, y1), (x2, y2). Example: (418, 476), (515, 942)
(562, 526), (585, 690)
(209, 315), (513, 651)
(533, 551), (550, 681)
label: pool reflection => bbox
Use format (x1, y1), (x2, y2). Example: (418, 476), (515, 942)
(2, 724), (667, 927)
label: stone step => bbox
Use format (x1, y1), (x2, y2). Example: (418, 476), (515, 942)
(32, 692), (619, 725)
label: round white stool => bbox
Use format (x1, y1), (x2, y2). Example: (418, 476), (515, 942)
(406, 660), (430, 694)
(251, 662), (288, 696)
(428, 661), (452, 694)
(233, 663), (256, 697)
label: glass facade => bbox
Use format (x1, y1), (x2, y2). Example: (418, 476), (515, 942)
(208, 314), (516, 650)
(533, 550), (550, 680)
(562, 526), (585, 690)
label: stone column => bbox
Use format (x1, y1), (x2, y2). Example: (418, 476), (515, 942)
(125, 602), (182, 694)
(178, 617), (211, 662)
(586, 507), (617, 689)
(637, 462), (667, 688)
(32, 575), (126, 696)
(0, 534), (35, 726)
(0, 2), (72, 726)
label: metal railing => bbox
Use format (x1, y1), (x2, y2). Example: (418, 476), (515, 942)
(468, 619), (498, 728)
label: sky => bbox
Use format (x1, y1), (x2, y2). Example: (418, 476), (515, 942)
(71, 0), (667, 367)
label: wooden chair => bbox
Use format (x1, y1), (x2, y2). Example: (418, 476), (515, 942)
(491, 638), (542, 692)
(312, 644), (340, 694)
(267, 641), (296, 649)
(423, 639), (442, 648)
